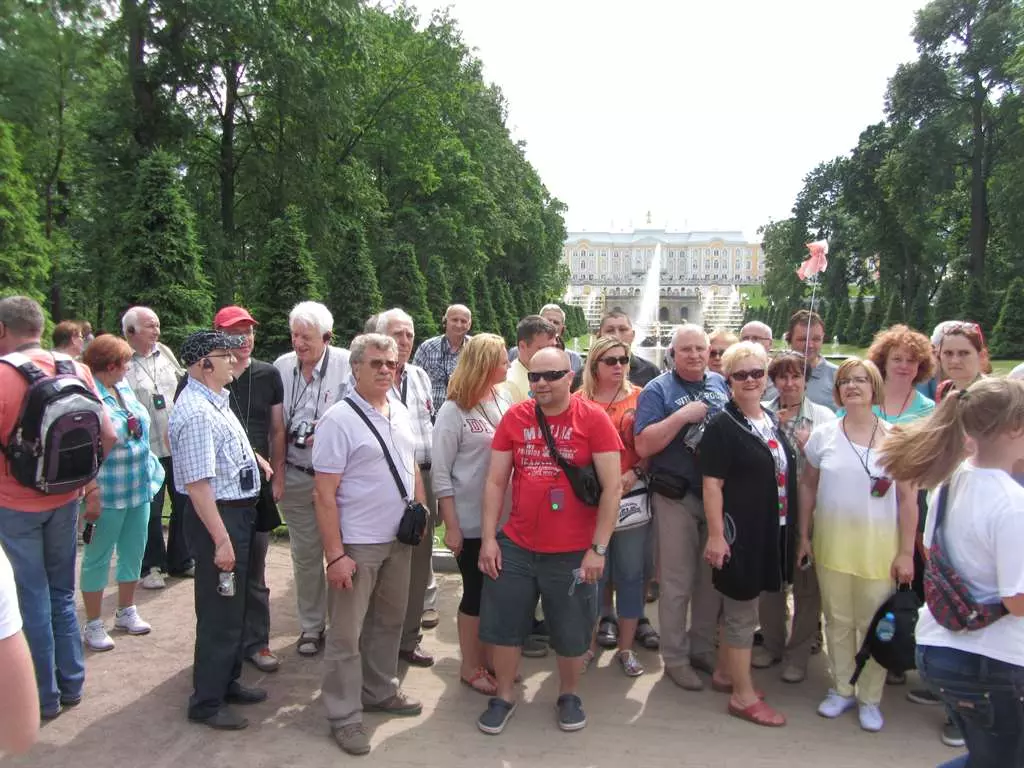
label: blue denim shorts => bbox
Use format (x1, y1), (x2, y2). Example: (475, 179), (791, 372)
(479, 534), (597, 658)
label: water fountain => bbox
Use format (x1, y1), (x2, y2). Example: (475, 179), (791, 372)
(632, 243), (670, 369)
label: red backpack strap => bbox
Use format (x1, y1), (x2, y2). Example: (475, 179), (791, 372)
(936, 379), (956, 402)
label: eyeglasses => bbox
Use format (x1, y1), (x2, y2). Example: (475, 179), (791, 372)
(837, 375), (871, 387)
(741, 335), (771, 343)
(368, 359), (398, 371)
(206, 353), (236, 361)
(599, 356), (630, 367)
(527, 370), (570, 383)
(709, 349), (726, 359)
(730, 369), (766, 382)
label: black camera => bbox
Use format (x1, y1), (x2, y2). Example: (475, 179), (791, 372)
(290, 420), (315, 449)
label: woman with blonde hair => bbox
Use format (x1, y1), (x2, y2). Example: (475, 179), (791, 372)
(796, 357), (917, 733)
(880, 378), (1024, 767)
(431, 333), (512, 695)
(576, 336), (650, 675)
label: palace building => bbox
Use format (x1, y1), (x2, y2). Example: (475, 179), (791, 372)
(563, 228), (764, 331)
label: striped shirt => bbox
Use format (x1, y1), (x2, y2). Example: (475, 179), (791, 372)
(96, 380), (165, 509)
(169, 378), (260, 501)
(413, 334), (472, 411)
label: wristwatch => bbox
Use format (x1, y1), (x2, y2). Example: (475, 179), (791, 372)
(591, 543), (607, 556)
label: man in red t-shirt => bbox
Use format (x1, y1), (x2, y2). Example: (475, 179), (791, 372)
(0, 296), (116, 720)
(477, 347), (623, 736)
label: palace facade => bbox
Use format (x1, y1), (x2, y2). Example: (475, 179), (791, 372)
(563, 229), (764, 330)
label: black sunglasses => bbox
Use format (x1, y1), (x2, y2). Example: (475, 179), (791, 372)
(709, 349), (726, 358)
(731, 369), (766, 382)
(599, 356), (630, 366)
(527, 370), (570, 383)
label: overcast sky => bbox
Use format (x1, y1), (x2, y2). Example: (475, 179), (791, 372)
(432, 0), (928, 238)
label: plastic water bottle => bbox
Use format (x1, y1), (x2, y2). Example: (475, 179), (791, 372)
(875, 612), (896, 643)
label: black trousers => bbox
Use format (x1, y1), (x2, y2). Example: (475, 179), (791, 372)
(242, 531), (271, 658)
(185, 500), (257, 720)
(142, 456), (194, 575)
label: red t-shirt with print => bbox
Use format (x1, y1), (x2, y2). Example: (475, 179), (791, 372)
(492, 396), (624, 553)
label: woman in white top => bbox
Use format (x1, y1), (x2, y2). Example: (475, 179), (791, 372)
(880, 377), (1024, 768)
(0, 544), (39, 753)
(797, 358), (917, 733)
(431, 333), (511, 696)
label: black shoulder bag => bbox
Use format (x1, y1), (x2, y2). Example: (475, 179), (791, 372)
(535, 403), (602, 507)
(343, 397), (427, 546)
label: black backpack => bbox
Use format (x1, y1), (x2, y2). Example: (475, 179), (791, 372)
(850, 585), (921, 685)
(0, 351), (105, 494)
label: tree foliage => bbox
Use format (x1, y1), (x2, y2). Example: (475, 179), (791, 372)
(991, 277), (1024, 358)
(0, 119), (49, 302)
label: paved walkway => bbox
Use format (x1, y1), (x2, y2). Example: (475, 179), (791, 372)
(6, 542), (957, 767)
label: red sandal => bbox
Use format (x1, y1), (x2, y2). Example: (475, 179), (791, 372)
(460, 667), (497, 696)
(728, 699), (786, 727)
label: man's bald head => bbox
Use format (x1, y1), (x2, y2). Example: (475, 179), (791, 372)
(740, 321), (773, 353)
(529, 346), (570, 372)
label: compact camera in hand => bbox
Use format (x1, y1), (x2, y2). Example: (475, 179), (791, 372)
(290, 420), (315, 449)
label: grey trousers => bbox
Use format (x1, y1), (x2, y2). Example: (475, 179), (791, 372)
(758, 561), (822, 669)
(279, 467), (326, 635)
(323, 540), (412, 727)
(400, 471), (436, 652)
(654, 492), (719, 667)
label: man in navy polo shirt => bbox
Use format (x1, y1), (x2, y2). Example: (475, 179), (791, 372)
(635, 323), (729, 692)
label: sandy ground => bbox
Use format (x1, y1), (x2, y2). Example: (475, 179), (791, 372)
(3, 541), (959, 768)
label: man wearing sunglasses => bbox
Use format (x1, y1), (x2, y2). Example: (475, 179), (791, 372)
(476, 347), (623, 735)
(634, 323), (730, 692)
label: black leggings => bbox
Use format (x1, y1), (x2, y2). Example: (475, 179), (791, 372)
(455, 538), (484, 617)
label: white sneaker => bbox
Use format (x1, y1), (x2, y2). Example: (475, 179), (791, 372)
(859, 703), (884, 732)
(84, 619), (115, 651)
(817, 689), (857, 718)
(114, 605), (151, 635)
(140, 568), (166, 589)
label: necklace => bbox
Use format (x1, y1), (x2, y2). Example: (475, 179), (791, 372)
(882, 387), (913, 421)
(745, 410), (789, 524)
(594, 387), (622, 414)
(474, 388), (505, 430)
(842, 415), (880, 479)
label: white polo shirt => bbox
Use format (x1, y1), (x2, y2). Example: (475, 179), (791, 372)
(312, 389), (415, 545)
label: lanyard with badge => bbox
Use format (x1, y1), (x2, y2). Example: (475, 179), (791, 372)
(136, 352), (167, 410)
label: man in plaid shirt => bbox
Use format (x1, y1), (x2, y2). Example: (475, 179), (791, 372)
(412, 304), (472, 412)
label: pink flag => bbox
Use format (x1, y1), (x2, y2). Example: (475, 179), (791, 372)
(797, 240), (828, 280)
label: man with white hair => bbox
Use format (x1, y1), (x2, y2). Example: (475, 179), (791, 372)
(635, 323), (730, 692)
(374, 309), (439, 666)
(739, 321), (773, 353)
(122, 306), (193, 588)
(274, 301), (352, 656)
(414, 304), (473, 411)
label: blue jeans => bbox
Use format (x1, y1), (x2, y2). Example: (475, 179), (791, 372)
(0, 501), (85, 715)
(601, 524), (649, 620)
(917, 645), (1024, 768)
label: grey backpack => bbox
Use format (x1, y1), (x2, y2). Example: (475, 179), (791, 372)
(1, 351), (105, 494)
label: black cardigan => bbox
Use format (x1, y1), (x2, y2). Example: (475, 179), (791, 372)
(697, 400), (799, 601)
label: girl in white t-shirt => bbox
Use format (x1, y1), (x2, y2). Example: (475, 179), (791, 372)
(880, 377), (1024, 768)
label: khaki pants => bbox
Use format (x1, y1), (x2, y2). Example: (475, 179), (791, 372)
(817, 566), (893, 705)
(323, 540), (412, 727)
(400, 471), (436, 653)
(654, 492), (719, 667)
(280, 467), (326, 635)
(758, 561), (822, 669)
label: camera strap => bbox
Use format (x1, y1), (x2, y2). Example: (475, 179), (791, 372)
(343, 397), (410, 502)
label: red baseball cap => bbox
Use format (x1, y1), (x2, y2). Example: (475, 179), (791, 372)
(214, 305), (259, 329)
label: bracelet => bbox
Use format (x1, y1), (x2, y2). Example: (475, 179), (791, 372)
(326, 553), (348, 569)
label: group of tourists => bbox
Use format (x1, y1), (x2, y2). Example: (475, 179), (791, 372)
(0, 291), (1020, 767)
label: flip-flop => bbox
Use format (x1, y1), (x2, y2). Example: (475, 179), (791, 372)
(460, 667), (497, 696)
(728, 699), (786, 727)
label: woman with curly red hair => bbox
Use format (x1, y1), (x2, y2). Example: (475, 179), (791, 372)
(864, 325), (936, 425)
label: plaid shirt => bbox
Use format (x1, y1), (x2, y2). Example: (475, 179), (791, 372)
(169, 378), (260, 501)
(96, 380), (165, 509)
(413, 334), (471, 411)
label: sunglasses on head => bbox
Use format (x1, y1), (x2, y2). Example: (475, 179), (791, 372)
(527, 369), (570, 383)
(599, 355), (630, 366)
(730, 369), (766, 382)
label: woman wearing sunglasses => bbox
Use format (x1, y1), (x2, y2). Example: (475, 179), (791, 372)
(432, 334), (512, 695)
(79, 334), (166, 651)
(576, 336), (651, 676)
(797, 358), (917, 732)
(707, 330), (738, 375)
(936, 322), (990, 401)
(699, 342), (797, 727)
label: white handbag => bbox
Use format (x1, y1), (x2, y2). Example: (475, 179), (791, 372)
(617, 479), (652, 531)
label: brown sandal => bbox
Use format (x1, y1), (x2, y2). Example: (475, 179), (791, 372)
(460, 667), (497, 695)
(728, 699), (786, 727)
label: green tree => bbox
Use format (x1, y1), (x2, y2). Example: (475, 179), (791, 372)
(991, 277), (1024, 358)
(880, 291), (903, 331)
(378, 242), (436, 339)
(253, 205), (319, 357)
(960, 277), (993, 333)
(908, 281), (933, 333)
(845, 291), (866, 344)
(424, 254), (452, 328)
(0, 119), (49, 302)
(933, 278), (960, 325)
(472, 270), (498, 334)
(329, 226), (383, 342)
(491, 276), (517, 344)
(859, 294), (884, 347)
(833, 296), (851, 344)
(115, 149), (212, 348)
